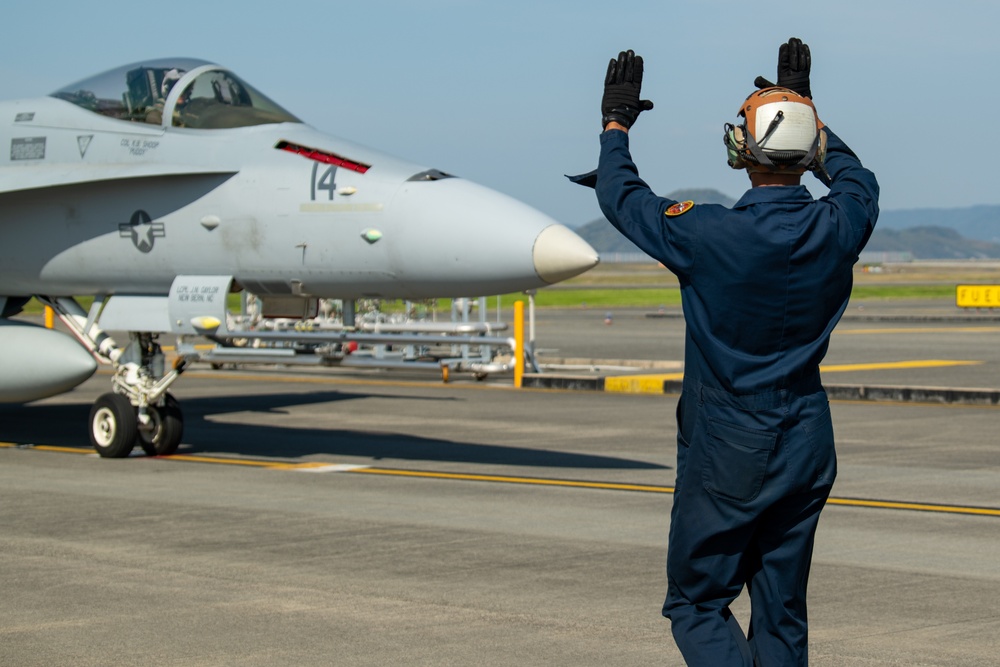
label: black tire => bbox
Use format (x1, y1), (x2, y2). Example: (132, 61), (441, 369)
(137, 394), (184, 457)
(89, 393), (138, 458)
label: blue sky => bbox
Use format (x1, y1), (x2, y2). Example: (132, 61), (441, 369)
(2, 1), (997, 226)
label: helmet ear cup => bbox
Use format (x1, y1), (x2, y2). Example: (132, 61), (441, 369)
(724, 123), (749, 169)
(815, 128), (827, 170)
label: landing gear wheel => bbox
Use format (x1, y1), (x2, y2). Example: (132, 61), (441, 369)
(137, 393), (184, 457)
(90, 393), (138, 458)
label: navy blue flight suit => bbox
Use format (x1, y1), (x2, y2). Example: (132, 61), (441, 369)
(594, 127), (879, 666)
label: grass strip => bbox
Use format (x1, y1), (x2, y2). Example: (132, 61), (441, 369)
(13, 284), (958, 317)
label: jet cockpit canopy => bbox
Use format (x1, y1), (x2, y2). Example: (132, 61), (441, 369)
(51, 58), (301, 129)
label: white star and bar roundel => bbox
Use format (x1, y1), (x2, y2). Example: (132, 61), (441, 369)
(118, 209), (165, 253)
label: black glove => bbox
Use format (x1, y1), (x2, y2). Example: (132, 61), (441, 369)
(754, 37), (812, 98)
(601, 50), (654, 129)
(778, 37), (811, 98)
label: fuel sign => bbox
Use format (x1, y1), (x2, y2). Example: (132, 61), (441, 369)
(956, 284), (1000, 308)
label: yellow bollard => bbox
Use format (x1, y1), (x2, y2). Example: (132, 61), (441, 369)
(44, 305), (54, 329)
(514, 300), (524, 388)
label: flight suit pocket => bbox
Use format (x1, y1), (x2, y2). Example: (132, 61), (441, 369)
(702, 418), (777, 503)
(801, 404), (837, 486)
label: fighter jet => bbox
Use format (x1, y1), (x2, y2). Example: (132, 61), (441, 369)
(0, 58), (598, 458)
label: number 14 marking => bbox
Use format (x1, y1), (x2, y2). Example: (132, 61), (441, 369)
(311, 163), (338, 201)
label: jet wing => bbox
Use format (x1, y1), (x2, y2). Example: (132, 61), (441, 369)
(0, 163), (238, 195)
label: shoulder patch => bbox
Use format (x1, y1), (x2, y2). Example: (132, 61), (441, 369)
(665, 200), (695, 217)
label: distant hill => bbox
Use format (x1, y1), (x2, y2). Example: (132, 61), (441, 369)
(879, 205), (1000, 243)
(577, 189), (1000, 260)
(864, 226), (1000, 259)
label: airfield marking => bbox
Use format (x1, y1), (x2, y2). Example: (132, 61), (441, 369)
(835, 326), (1000, 335)
(0, 443), (92, 455)
(824, 497), (1000, 517)
(349, 467), (670, 493)
(344, 468), (1000, 518)
(603, 361), (982, 393)
(819, 360), (982, 373)
(604, 373), (683, 394)
(4, 442), (999, 518)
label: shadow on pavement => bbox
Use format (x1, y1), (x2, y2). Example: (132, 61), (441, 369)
(1, 390), (666, 471)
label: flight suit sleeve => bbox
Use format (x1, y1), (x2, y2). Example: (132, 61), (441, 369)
(815, 127), (880, 255)
(595, 130), (696, 276)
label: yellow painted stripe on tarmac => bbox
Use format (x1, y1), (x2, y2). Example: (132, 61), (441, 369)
(166, 454), (291, 468)
(604, 373), (683, 394)
(0, 442), (94, 455)
(160, 454), (365, 471)
(350, 467), (674, 493)
(4, 442), (998, 517)
(347, 468), (1000, 517)
(825, 497), (1000, 517)
(836, 326), (1000, 335)
(819, 360), (981, 373)
(603, 361), (980, 393)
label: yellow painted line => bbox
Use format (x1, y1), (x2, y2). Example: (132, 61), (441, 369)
(346, 468), (1000, 517)
(350, 467), (674, 493)
(602, 361), (981, 393)
(836, 326), (1000, 335)
(604, 373), (683, 394)
(0, 442), (94, 455)
(0, 444), (366, 471)
(826, 497), (1000, 517)
(166, 454), (289, 468)
(155, 455), (367, 472)
(4, 442), (998, 517)
(820, 360), (982, 373)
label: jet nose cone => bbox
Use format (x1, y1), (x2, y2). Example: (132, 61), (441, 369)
(533, 224), (600, 284)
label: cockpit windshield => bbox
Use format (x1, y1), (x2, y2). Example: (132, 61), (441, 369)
(51, 58), (301, 129)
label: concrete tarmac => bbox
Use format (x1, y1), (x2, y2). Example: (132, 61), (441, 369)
(2, 300), (999, 665)
(528, 299), (1000, 399)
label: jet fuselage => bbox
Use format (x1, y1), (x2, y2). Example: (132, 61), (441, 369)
(0, 59), (597, 302)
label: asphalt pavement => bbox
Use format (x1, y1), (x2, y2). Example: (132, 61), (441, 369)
(525, 299), (1000, 402)
(2, 298), (998, 666)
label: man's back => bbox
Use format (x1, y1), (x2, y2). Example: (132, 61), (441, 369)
(595, 128), (878, 393)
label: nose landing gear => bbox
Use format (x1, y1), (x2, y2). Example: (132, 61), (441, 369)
(41, 296), (189, 458)
(89, 390), (184, 459)
(87, 333), (186, 458)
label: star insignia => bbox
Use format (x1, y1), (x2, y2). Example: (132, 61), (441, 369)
(118, 209), (165, 253)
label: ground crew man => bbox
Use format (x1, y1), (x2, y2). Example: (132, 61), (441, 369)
(572, 39), (879, 665)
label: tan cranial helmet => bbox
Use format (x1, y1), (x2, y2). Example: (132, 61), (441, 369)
(724, 87), (826, 176)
